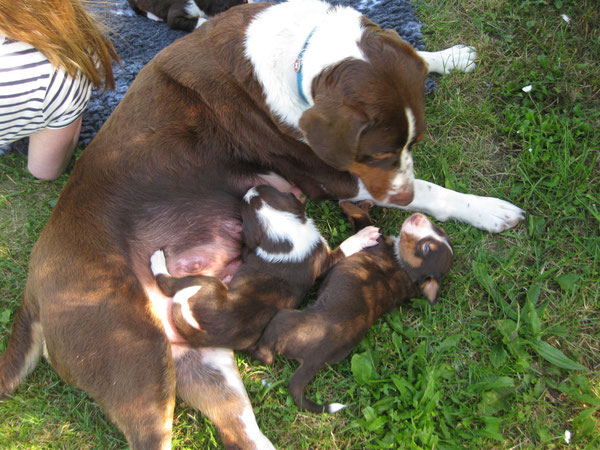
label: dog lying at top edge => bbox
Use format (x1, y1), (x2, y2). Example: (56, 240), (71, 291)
(128, 0), (246, 31)
(249, 201), (454, 413)
(150, 185), (381, 351)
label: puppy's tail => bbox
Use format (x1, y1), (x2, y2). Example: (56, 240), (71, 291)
(289, 361), (347, 414)
(0, 287), (44, 398)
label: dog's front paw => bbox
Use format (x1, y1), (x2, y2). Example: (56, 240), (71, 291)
(150, 249), (169, 276)
(461, 196), (525, 233)
(340, 226), (380, 256)
(443, 45), (477, 73)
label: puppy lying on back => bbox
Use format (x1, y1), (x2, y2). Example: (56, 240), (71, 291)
(150, 185), (380, 350)
(249, 202), (454, 413)
(128, 0), (245, 31)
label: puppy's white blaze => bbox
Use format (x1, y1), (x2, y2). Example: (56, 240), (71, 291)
(150, 249), (169, 276)
(245, 0), (366, 128)
(328, 403), (347, 413)
(244, 187), (259, 203)
(173, 286), (203, 330)
(400, 216), (453, 254)
(255, 202), (322, 263)
(203, 348), (276, 449)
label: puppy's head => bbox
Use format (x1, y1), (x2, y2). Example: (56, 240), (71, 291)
(195, 0), (247, 16)
(241, 185), (313, 258)
(395, 214), (453, 305)
(299, 19), (427, 206)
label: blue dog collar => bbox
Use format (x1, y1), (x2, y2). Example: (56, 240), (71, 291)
(294, 27), (317, 105)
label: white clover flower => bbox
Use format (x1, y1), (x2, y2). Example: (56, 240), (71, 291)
(561, 14), (571, 24)
(564, 430), (571, 444)
(522, 85), (533, 93)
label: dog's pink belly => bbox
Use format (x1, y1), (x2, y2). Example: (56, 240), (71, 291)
(140, 171), (303, 346)
(166, 230), (243, 279)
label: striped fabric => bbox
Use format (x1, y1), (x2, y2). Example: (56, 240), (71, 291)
(0, 34), (93, 146)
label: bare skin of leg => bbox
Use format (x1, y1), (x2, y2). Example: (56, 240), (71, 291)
(27, 116), (82, 180)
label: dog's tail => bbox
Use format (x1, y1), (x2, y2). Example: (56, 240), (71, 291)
(0, 287), (44, 398)
(289, 361), (347, 414)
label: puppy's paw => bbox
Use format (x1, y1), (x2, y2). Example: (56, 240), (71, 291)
(150, 249), (169, 276)
(340, 226), (380, 256)
(460, 196), (525, 233)
(443, 45), (477, 73)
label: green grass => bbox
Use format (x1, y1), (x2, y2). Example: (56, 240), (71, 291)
(1, 0), (599, 447)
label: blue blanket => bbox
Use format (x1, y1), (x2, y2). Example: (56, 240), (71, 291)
(2, 0), (430, 154)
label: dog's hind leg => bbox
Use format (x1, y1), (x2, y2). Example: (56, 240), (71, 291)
(0, 287), (43, 397)
(39, 281), (177, 449)
(174, 347), (275, 450)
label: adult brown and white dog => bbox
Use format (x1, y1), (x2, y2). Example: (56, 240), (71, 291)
(0, 0), (524, 448)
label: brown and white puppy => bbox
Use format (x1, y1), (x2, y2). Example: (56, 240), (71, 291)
(0, 1), (522, 448)
(128, 0), (246, 31)
(150, 185), (380, 350)
(250, 205), (453, 413)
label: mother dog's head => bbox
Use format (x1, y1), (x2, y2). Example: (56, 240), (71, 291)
(298, 19), (427, 206)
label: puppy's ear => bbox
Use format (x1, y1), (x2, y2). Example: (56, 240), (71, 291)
(241, 206), (264, 252)
(299, 105), (368, 170)
(420, 278), (441, 305)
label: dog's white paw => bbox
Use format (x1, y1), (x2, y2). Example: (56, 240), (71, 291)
(150, 249), (169, 276)
(340, 226), (380, 256)
(460, 195), (525, 233)
(442, 45), (477, 73)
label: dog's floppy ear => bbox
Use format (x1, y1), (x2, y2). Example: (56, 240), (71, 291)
(420, 278), (441, 305)
(241, 205), (264, 253)
(299, 104), (368, 170)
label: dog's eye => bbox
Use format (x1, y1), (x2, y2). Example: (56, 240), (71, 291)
(422, 242), (430, 254)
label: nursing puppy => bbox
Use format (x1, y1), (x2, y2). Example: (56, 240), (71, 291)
(128, 0), (245, 31)
(250, 203), (453, 413)
(151, 185), (381, 350)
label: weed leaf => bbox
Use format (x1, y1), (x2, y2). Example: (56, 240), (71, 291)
(490, 341), (508, 368)
(351, 352), (377, 385)
(555, 273), (580, 291)
(524, 284), (542, 338)
(529, 340), (587, 370)
(0, 309), (11, 325)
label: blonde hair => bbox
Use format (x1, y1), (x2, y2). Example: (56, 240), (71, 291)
(0, 0), (119, 90)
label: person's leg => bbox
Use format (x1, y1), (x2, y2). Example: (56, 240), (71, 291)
(27, 116), (82, 180)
